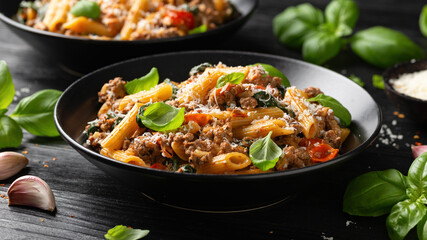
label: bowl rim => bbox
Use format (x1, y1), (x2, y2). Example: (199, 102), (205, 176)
(54, 50), (383, 181)
(0, 0), (258, 44)
(383, 59), (427, 104)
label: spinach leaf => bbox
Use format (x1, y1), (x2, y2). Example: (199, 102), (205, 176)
(70, 0), (101, 19)
(325, 0), (359, 37)
(386, 199), (426, 240)
(249, 131), (282, 171)
(251, 63), (290, 87)
(10, 89), (62, 137)
(343, 169), (408, 217)
(216, 72), (245, 88)
(417, 214), (427, 240)
(372, 74), (385, 90)
(85, 119), (99, 138)
(349, 74), (364, 87)
(138, 102), (184, 132)
(0, 115), (23, 149)
(302, 30), (342, 65)
(136, 103), (152, 128)
(252, 91), (287, 112)
(273, 3), (324, 49)
(420, 5), (427, 38)
(307, 93), (351, 127)
(189, 62), (212, 76)
(407, 153), (427, 200)
(189, 24), (207, 35)
(0, 60), (15, 109)
(350, 26), (425, 68)
(125, 68), (159, 94)
(105, 225), (149, 240)
(180, 164), (197, 173)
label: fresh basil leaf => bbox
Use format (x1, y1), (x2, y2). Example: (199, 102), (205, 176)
(420, 5), (427, 38)
(249, 131), (282, 171)
(189, 62), (212, 76)
(273, 3), (324, 49)
(216, 72), (245, 88)
(386, 199), (426, 240)
(407, 152), (427, 200)
(302, 30), (342, 65)
(189, 24), (207, 35)
(70, 0), (101, 19)
(105, 225), (149, 240)
(251, 63), (290, 87)
(0, 60), (15, 110)
(139, 102), (184, 132)
(372, 74), (385, 90)
(10, 89), (62, 137)
(0, 109), (7, 116)
(307, 93), (351, 127)
(349, 74), (364, 87)
(417, 214), (427, 240)
(343, 169), (408, 217)
(125, 68), (159, 94)
(325, 0), (359, 37)
(0, 115), (23, 149)
(135, 103), (152, 128)
(350, 26), (425, 69)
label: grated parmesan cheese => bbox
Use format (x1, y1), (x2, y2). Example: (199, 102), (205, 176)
(390, 69), (427, 101)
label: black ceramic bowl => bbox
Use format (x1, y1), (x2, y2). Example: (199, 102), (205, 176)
(55, 50), (382, 212)
(383, 59), (427, 126)
(0, 0), (257, 74)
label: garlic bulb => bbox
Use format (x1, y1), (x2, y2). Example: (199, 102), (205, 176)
(0, 152), (28, 180)
(7, 175), (56, 212)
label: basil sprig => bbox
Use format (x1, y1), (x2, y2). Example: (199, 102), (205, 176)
(372, 74), (385, 90)
(250, 63), (290, 87)
(307, 94), (351, 127)
(125, 68), (159, 94)
(249, 131), (282, 171)
(70, 0), (101, 19)
(420, 5), (427, 38)
(105, 225), (149, 240)
(137, 102), (185, 132)
(216, 72), (245, 88)
(343, 153), (427, 240)
(0, 61), (62, 149)
(273, 0), (424, 68)
(189, 24), (207, 35)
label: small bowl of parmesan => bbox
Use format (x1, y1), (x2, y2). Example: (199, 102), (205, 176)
(383, 59), (427, 125)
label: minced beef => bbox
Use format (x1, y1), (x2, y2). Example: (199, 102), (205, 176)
(304, 86), (323, 98)
(243, 66), (282, 88)
(276, 146), (312, 171)
(98, 77), (126, 105)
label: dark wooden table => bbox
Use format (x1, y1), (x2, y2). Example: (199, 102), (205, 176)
(1, 0), (426, 239)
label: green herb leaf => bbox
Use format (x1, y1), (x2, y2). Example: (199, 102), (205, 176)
(349, 74), (364, 87)
(105, 225), (149, 240)
(273, 3), (324, 49)
(0, 60), (15, 109)
(125, 68), (159, 94)
(407, 152), (427, 200)
(249, 131), (282, 171)
(189, 62), (212, 76)
(251, 63), (290, 87)
(372, 74), (385, 89)
(70, 0), (101, 19)
(10, 89), (62, 137)
(386, 199), (426, 240)
(216, 72), (245, 88)
(419, 5), (427, 38)
(252, 91), (288, 113)
(189, 24), (207, 35)
(350, 26), (425, 69)
(307, 93), (351, 127)
(0, 109), (7, 116)
(0, 115), (23, 149)
(417, 214), (427, 240)
(325, 0), (359, 37)
(138, 102), (184, 132)
(302, 30), (342, 65)
(343, 169), (408, 217)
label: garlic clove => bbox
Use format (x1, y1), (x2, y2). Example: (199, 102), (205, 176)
(412, 145), (427, 159)
(0, 152), (29, 180)
(7, 175), (56, 212)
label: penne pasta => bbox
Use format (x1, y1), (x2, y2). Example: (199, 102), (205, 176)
(101, 148), (146, 166)
(43, 0), (70, 32)
(120, 0), (148, 40)
(233, 119), (294, 139)
(63, 17), (112, 37)
(197, 152), (251, 174)
(117, 83), (173, 111)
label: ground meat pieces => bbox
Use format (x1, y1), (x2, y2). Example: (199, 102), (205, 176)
(322, 130), (341, 149)
(275, 134), (302, 148)
(239, 97), (258, 110)
(276, 146), (312, 171)
(128, 133), (169, 165)
(243, 66), (282, 88)
(208, 83), (255, 109)
(304, 86), (323, 99)
(98, 77), (126, 104)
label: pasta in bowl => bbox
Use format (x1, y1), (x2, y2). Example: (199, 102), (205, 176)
(55, 51), (381, 211)
(85, 62), (352, 174)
